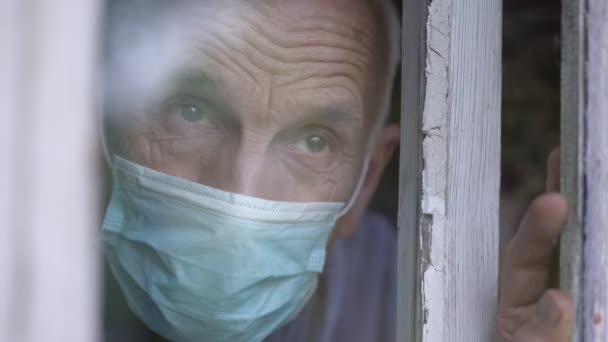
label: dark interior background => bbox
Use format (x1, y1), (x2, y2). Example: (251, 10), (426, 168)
(370, 0), (562, 248)
(500, 0), (561, 246)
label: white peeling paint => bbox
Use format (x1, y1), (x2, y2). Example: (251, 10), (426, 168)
(405, 0), (501, 340)
(420, 0), (450, 341)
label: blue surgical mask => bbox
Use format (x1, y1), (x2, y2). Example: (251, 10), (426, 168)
(102, 156), (344, 342)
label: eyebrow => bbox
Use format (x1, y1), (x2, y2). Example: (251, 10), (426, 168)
(296, 104), (361, 125)
(285, 103), (364, 140)
(164, 68), (243, 126)
(168, 68), (228, 96)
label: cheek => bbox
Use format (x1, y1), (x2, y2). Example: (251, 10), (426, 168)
(118, 125), (365, 203)
(118, 128), (233, 184)
(119, 132), (153, 165)
(329, 155), (366, 201)
(287, 154), (362, 203)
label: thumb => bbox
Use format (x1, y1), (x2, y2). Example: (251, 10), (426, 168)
(512, 290), (574, 342)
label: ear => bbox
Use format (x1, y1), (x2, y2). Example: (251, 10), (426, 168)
(333, 124), (400, 239)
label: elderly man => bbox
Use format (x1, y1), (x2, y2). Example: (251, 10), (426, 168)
(102, 0), (574, 341)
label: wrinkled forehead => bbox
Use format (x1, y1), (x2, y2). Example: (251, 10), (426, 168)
(105, 0), (389, 126)
(102, 0), (392, 203)
(175, 0), (385, 67)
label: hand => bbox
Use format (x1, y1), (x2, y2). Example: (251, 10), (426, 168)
(496, 148), (575, 341)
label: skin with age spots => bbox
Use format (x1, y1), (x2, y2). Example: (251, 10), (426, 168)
(117, 0), (393, 204)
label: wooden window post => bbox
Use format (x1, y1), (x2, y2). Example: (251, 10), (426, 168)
(561, 0), (608, 340)
(398, 0), (502, 341)
(0, 1), (101, 341)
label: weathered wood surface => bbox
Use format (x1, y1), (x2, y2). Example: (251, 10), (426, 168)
(398, 0), (502, 341)
(0, 1), (100, 341)
(559, 0), (585, 340)
(561, 0), (608, 340)
(583, 0), (608, 340)
(398, 0), (428, 341)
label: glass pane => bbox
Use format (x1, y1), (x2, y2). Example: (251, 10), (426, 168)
(101, 0), (402, 204)
(100, 1), (401, 342)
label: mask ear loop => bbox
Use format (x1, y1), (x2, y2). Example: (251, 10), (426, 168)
(97, 77), (114, 168)
(335, 74), (395, 219)
(336, 109), (386, 219)
(336, 155), (371, 218)
(100, 121), (113, 168)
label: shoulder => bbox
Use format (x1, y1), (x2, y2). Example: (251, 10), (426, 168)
(321, 211), (397, 342)
(331, 210), (397, 262)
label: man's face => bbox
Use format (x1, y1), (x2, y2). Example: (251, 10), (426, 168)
(116, 0), (390, 203)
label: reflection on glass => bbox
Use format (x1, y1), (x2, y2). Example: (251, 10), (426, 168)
(102, 1), (400, 341)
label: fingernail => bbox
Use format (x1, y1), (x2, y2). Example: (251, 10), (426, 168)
(538, 294), (563, 326)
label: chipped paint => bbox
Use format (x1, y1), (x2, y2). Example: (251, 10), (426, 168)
(420, 0), (450, 341)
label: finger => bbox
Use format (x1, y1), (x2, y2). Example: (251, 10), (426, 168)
(499, 193), (568, 309)
(546, 147), (561, 193)
(512, 290), (574, 342)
